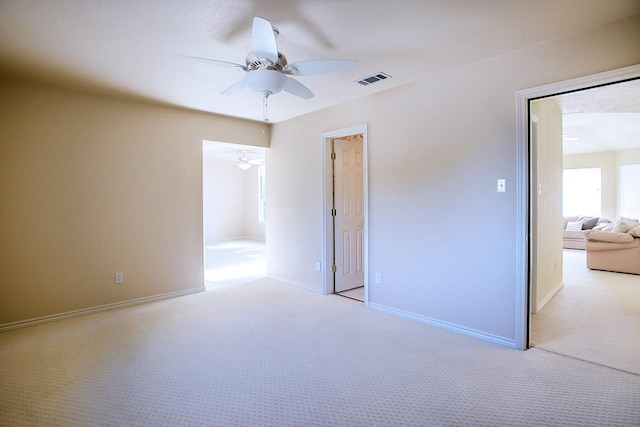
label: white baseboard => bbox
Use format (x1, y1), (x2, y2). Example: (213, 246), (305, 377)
(266, 275), (324, 294)
(367, 302), (517, 349)
(0, 286), (205, 333)
(534, 281), (564, 313)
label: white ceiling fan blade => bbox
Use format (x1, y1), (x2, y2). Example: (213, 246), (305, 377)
(221, 80), (247, 95)
(252, 17), (279, 62)
(283, 77), (314, 99)
(173, 54), (245, 70)
(285, 60), (358, 76)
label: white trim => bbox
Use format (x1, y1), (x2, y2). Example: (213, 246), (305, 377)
(535, 282), (565, 313)
(321, 124), (369, 305)
(266, 275), (325, 294)
(515, 64), (640, 350)
(0, 286), (205, 333)
(368, 303), (516, 348)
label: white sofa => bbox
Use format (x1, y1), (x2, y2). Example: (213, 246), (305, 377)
(563, 216), (611, 250)
(584, 219), (640, 274)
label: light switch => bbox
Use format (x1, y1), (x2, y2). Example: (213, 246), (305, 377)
(497, 179), (506, 193)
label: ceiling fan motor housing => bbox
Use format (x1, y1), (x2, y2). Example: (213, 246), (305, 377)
(245, 52), (287, 71)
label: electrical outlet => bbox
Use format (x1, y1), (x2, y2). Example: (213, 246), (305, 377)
(115, 272), (123, 284)
(375, 273), (382, 285)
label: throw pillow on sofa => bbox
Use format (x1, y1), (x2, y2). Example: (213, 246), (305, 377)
(581, 217), (599, 230)
(566, 221), (583, 231)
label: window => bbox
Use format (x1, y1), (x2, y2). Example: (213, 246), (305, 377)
(563, 167), (601, 216)
(258, 165), (266, 223)
(619, 164), (640, 218)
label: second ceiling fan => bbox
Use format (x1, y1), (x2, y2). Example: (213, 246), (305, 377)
(181, 17), (358, 121)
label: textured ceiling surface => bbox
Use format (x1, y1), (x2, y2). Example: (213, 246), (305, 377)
(1, 0), (639, 123)
(552, 80), (640, 155)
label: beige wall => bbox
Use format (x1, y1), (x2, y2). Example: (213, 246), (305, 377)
(531, 99), (564, 312)
(267, 14), (640, 343)
(618, 147), (640, 165)
(0, 76), (268, 325)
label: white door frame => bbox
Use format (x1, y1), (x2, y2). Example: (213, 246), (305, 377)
(322, 124), (369, 303)
(515, 64), (640, 350)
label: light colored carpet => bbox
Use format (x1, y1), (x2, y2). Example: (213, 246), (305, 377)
(531, 249), (640, 375)
(1, 277), (639, 426)
(204, 240), (266, 287)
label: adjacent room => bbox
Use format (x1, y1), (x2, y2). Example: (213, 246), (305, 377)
(202, 141), (267, 287)
(529, 80), (640, 375)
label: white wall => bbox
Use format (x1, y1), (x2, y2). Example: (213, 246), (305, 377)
(203, 155), (266, 244)
(203, 157), (246, 243)
(267, 14), (640, 346)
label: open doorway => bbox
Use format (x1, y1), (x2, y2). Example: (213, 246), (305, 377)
(524, 71), (640, 373)
(203, 141), (267, 287)
(323, 125), (368, 303)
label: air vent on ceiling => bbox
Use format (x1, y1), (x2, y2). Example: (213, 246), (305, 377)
(355, 72), (392, 86)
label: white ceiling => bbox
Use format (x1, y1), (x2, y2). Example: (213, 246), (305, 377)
(1, 0), (639, 123)
(554, 80), (640, 155)
(203, 141), (265, 163)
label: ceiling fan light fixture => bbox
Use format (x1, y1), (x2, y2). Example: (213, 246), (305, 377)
(244, 69), (288, 95)
(237, 162), (251, 171)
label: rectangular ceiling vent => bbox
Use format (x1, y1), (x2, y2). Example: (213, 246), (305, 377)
(355, 72), (392, 86)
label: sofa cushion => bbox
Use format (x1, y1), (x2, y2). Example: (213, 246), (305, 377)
(563, 230), (586, 240)
(613, 221), (640, 233)
(584, 230), (635, 243)
(566, 221), (583, 231)
(593, 223), (613, 231)
(582, 217), (599, 230)
(629, 225), (640, 238)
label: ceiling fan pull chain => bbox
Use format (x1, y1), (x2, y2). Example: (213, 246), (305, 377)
(262, 92), (270, 122)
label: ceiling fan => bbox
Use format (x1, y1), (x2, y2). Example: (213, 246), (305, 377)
(179, 17), (358, 121)
(236, 150), (264, 171)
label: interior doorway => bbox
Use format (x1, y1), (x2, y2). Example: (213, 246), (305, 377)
(202, 141), (268, 287)
(322, 125), (368, 303)
(516, 64), (640, 353)
(333, 135), (365, 300)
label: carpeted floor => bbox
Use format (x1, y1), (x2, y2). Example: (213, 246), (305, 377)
(1, 276), (639, 426)
(204, 239), (267, 287)
(531, 249), (640, 375)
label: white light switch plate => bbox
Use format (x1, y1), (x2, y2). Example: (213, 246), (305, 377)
(497, 179), (506, 192)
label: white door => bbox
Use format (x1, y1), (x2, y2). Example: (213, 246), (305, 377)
(333, 137), (364, 293)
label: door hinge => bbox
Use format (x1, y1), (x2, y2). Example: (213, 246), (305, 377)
(332, 264), (337, 273)
(331, 208), (337, 216)
(331, 152), (336, 160)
